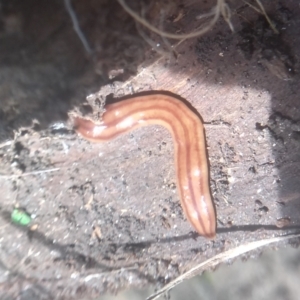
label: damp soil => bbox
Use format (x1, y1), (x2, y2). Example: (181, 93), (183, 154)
(0, 0), (300, 299)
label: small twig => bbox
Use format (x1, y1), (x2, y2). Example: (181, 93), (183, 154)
(196, 10), (217, 20)
(254, 0), (279, 33)
(84, 266), (138, 282)
(0, 140), (13, 149)
(64, 0), (93, 55)
(136, 23), (168, 56)
(158, 9), (177, 57)
(135, 4), (170, 57)
(0, 168), (60, 179)
(84, 194), (94, 210)
(243, 0), (279, 34)
(221, 2), (234, 32)
(147, 232), (300, 300)
(242, 0), (262, 14)
(117, 0), (224, 40)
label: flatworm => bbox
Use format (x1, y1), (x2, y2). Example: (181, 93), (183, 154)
(74, 93), (216, 239)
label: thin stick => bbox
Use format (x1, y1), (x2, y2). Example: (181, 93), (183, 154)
(147, 232), (300, 300)
(117, 0), (223, 40)
(243, 0), (278, 34)
(254, 0), (278, 33)
(221, 2), (234, 32)
(0, 168), (60, 179)
(64, 0), (93, 54)
(0, 141), (13, 149)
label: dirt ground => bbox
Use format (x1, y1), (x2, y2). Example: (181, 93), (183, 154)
(101, 246), (300, 300)
(0, 0), (300, 299)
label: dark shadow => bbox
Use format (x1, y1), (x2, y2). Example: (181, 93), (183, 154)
(0, 207), (150, 271)
(108, 225), (300, 251)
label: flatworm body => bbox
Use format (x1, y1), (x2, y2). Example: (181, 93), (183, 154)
(74, 93), (216, 239)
